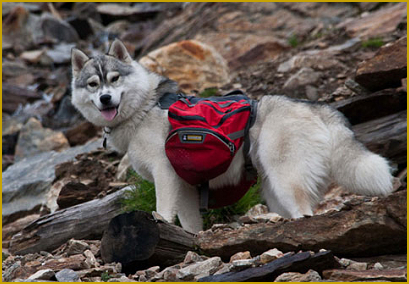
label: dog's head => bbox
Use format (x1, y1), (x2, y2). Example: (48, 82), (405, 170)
(71, 39), (153, 127)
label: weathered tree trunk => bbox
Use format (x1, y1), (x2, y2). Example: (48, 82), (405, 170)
(199, 250), (339, 282)
(9, 187), (133, 255)
(353, 110), (407, 165)
(101, 211), (196, 272)
(197, 190), (406, 260)
(330, 88), (406, 125)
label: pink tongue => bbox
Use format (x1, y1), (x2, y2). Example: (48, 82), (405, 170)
(100, 108), (117, 121)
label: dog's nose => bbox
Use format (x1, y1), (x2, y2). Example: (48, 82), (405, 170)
(100, 94), (112, 105)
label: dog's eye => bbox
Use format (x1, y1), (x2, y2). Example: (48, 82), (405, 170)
(88, 82), (98, 88)
(111, 75), (120, 83)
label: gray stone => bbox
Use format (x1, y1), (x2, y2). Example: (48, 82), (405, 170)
(27, 269), (55, 281)
(14, 117), (70, 162)
(245, 204), (269, 217)
(283, 67), (321, 90)
(231, 259), (255, 271)
(184, 251), (204, 264)
(66, 239), (90, 256)
(45, 43), (76, 64)
(177, 257), (222, 281)
(2, 139), (100, 222)
(274, 269), (322, 282)
(260, 248), (284, 264)
(84, 249), (99, 268)
(55, 269), (81, 282)
(40, 14), (79, 43)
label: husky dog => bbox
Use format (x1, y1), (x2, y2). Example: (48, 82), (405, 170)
(71, 39), (394, 233)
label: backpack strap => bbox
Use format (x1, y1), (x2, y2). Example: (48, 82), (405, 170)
(158, 92), (185, 109)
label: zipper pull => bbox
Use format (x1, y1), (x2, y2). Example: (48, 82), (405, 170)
(229, 143), (235, 155)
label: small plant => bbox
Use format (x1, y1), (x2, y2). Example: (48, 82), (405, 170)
(361, 38), (384, 48)
(288, 34), (299, 48)
(199, 88), (218, 98)
(121, 169), (156, 213)
(101, 271), (113, 282)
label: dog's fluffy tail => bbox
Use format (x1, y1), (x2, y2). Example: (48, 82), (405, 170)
(329, 119), (394, 196)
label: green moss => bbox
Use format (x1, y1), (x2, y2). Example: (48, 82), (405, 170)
(199, 88), (218, 98)
(361, 38), (384, 48)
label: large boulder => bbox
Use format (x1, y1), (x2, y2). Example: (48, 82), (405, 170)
(2, 139), (101, 224)
(140, 40), (230, 93)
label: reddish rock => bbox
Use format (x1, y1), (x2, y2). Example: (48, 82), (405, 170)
(140, 40), (230, 92)
(355, 36), (407, 92)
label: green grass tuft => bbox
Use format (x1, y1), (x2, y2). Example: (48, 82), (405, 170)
(361, 38), (384, 48)
(199, 88), (218, 98)
(121, 169), (156, 213)
(121, 170), (265, 230)
(288, 34), (299, 48)
(101, 271), (113, 282)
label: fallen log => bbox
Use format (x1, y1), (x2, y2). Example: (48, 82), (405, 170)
(9, 187), (134, 255)
(101, 211), (196, 272)
(199, 250), (339, 282)
(330, 88), (406, 125)
(197, 190), (406, 261)
(353, 110), (407, 165)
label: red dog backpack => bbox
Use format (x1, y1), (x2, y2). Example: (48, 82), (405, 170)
(161, 90), (258, 209)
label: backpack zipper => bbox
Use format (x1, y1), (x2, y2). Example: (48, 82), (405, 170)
(166, 128), (236, 156)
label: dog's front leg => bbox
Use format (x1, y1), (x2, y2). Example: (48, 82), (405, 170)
(153, 167), (203, 233)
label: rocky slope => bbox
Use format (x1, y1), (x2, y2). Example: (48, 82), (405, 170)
(2, 2), (407, 282)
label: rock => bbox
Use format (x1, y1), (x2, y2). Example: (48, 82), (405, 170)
(254, 213), (284, 223)
(45, 43), (76, 64)
(2, 139), (100, 224)
(145, 266), (160, 279)
(278, 52), (341, 73)
(260, 248), (284, 264)
(229, 251), (251, 262)
(184, 251), (205, 264)
(65, 121), (100, 146)
(2, 83), (41, 114)
(245, 204), (269, 217)
(283, 67), (321, 91)
(231, 259), (255, 271)
(43, 255), (87, 271)
(55, 269), (81, 282)
(355, 36), (407, 92)
(84, 249), (99, 269)
(14, 117), (70, 162)
(2, 60), (29, 78)
(27, 269), (55, 281)
(20, 49), (53, 65)
(323, 268), (407, 282)
(66, 239), (90, 256)
(339, 258), (368, 271)
(40, 13), (79, 43)
(177, 257), (223, 281)
(373, 262), (384, 270)
(337, 3), (407, 38)
(107, 276), (135, 282)
(139, 40), (230, 93)
(274, 269), (322, 282)
(213, 263), (232, 275)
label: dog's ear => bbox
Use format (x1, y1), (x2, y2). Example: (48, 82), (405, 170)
(108, 39), (132, 64)
(71, 48), (89, 77)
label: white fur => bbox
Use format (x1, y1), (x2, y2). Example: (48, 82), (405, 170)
(71, 41), (394, 232)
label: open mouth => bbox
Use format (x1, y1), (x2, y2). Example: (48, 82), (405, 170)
(100, 106), (119, 121)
